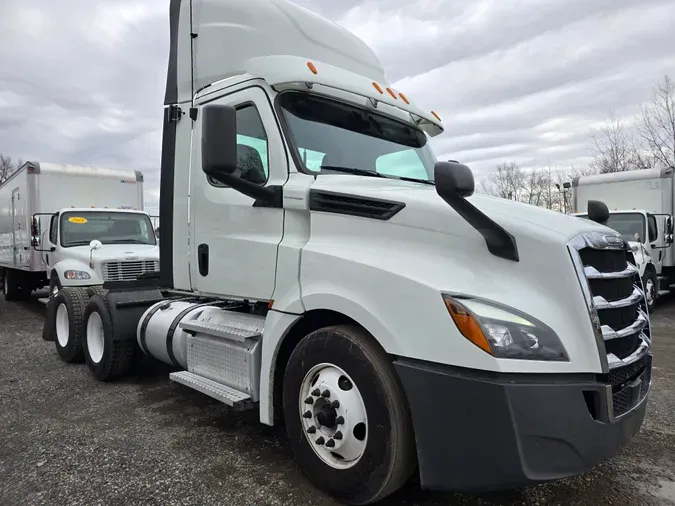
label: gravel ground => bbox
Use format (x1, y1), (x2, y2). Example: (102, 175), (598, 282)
(1, 291), (674, 506)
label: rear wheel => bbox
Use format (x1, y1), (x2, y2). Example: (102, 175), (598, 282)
(3, 269), (23, 302)
(83, 295), (134, 381)
(283, 325), (416, 505)
(51, 287), (88, 362)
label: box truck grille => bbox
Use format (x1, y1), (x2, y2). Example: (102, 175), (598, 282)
(568, 232), (651, 419)
(102, 260), (159, 282)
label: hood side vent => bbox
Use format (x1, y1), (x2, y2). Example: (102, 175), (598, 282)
(309, 190), (405, 220)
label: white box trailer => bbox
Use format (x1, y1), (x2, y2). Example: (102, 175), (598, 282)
(0, 161), (146, 298)
(572, 167), (675, 301)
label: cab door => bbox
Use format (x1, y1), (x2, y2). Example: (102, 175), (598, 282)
(189, 85), (288, 301)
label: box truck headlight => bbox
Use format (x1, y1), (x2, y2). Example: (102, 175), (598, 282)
(442, 294), (569, 361)
(64, 270), (91, 280)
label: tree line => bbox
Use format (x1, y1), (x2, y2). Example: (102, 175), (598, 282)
(479, 74), (675, 212)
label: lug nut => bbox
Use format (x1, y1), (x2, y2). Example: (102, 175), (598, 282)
(307, 426), (316, 434)
(304, 397), (314, 405)
(325, 439), (335, 448)
(303, 411), (312, 419)
(321, 390), (330, 398)
(311, 388), (320, 396)
(335, 416), (345, 425)
(333, 431), (343, 440)
(331, 400), (340, 409)
(315, 437), (325, 445)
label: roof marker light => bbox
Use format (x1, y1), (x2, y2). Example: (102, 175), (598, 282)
(431, 110), (441, 121)
(372, 82), (384, 94)
(398, 92), (410, 104)
(307, 61), (318, 75)
(386, 88), (397, 99)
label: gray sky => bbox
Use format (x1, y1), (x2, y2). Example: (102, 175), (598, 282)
(1, 0), (674, 214)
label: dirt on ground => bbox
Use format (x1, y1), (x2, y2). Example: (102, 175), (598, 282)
(0, 291), (674, 506)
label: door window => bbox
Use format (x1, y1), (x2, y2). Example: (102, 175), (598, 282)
(208, 104), (269, 187)
(49, 214), (58, 245)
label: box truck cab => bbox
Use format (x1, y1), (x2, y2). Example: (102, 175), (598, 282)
(42, 1), (652, 504)
(32, 208), (159, 296)
(0, 161), (159, 301)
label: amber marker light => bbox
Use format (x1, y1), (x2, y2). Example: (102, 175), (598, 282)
(442, 295), (493, 355)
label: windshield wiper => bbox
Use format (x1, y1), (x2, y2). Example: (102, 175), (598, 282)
(320, 165), (386, 178)
(397, 176), (435, 185)
(113, 239), (148, 244)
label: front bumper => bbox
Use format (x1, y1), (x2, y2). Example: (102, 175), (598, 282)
(393, 356), (651, 492)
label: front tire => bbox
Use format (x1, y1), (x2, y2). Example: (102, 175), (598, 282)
(283, 325), (416, 505)
(51, 287), (88, 362)
(642, 268), (657, 312)
(83, 295), (134, 381)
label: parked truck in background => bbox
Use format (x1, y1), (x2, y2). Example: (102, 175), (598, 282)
(0, 161), (159, 301)
(41, 0), (653, 504)
(572, 167), (675, 309)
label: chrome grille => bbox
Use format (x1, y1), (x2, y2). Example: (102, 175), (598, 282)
(101, 260), (159, 282)
(568, 231), (652, 419)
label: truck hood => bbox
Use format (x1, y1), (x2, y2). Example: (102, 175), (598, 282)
(66, 244), (159, 265)
(311, 175), (613, 243)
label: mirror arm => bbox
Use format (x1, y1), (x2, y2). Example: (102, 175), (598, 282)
(438, 191), (519, 262)
(205, 170), (283, 208)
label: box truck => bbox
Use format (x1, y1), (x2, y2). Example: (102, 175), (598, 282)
(0, 161), (159, 301)
(572, 167), (675, 308)
(41, 0), (652, 503)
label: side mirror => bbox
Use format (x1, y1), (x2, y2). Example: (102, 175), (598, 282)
(434, 160), (519, 262)
(587, 200), (609, 225)
(434, 161), (474, 198)
(90, 240), (103, 251)
(31, 215), (41, 248)
(201, 104), (238, 181)
(667, 216), (674, 235)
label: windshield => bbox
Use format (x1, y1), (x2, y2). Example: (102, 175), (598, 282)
(278, 92), (437, 182)
(577, 212), (646, 242)
(59, 211), (156, 247)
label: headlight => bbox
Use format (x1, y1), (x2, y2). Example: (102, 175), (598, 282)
(442, 294), (569, 361)
(64, 270), (91, 280)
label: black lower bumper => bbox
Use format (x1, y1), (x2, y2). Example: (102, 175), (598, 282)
(393, 357), (651, 492)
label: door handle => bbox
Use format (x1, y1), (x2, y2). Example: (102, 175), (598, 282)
(198, 243), (209, 276)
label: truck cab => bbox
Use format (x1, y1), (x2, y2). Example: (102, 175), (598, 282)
(40, 1), (653, 504)
(32, 208), (159, 295)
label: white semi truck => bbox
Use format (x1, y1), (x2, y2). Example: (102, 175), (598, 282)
(0, 161), (159, 301)
(572, 167), (675, 309)
(42, 0), (653, 503)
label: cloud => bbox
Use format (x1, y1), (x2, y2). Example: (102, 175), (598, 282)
(1, 0), (674, 214)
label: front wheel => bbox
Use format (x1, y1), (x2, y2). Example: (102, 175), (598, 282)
(642, 269), (657, 311)
(283, 325), (416, 505)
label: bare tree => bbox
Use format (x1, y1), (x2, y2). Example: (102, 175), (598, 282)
(588, 113), (648, 173)
(637, 74), (675, 168)
(0, 155), (24, 185)
(479, 162), (526, 201)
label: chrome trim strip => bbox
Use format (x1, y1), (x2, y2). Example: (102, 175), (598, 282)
(567, 231), (629, 251)
(607, 334), (650, 370)
(584, 262), (638, 279)
(593, 285), (644, 310)
(601, 309), (648, 340)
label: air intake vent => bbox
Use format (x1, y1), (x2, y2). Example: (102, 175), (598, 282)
(309, 190), (405, 220)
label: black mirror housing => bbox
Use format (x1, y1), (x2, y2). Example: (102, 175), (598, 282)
(434, 161), (474, 198)
(587, 200), (610, 225)
(201, 104), (238, 179)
